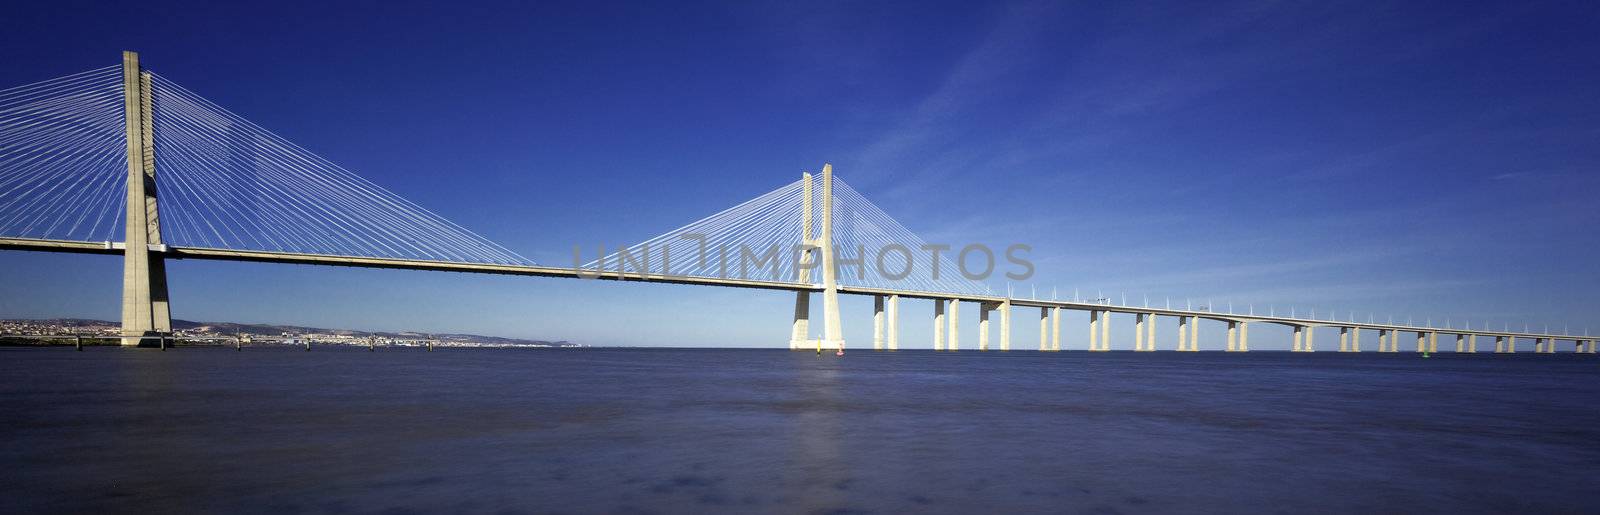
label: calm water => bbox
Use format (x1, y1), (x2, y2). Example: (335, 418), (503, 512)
(2, 347), (1598, 514)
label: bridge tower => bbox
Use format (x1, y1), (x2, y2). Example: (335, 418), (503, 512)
(789, 164), (844, 350)
(119, 51), (172, 346)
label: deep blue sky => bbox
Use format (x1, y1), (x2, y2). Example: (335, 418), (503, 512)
(3, 1), (1597, 349)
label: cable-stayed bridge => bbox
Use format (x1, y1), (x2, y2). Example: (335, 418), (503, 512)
(1, 52), (1595, 354)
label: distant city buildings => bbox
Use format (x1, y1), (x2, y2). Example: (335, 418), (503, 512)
(0, 319), (577, 348)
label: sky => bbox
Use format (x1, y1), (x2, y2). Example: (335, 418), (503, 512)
(2, 0), (1597, 350)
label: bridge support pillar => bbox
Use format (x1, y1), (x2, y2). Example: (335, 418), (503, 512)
(1291, 326), (1303, 352)
(1051, 307), (1062, 351)
(1239, 322), (1250, 351)
(1176, 316), (1190, 351)
(1339, 327), (1350, 352)
(1506, 336), (1516, 353)
(999, 300), (1011, 351)
(1429, 332), (1439, 353)
(1189, 316), (1199, 351)
(1534, 337), (1545, 354)
(1467, 334), (1477, 353)
(932, 299), (946, 351)
(872, 296), (884, 351)
(1226, 321), (1238, 351)
(1101, 311), (1111, 351)
(1146, 313), (1158, 351)
(978, 303), (990, 351)
(1039, 307), (1049, 351)
(948, 300), (960, 351)
(818, 165), (844, 352)
(1088, 310), (1101, 351)
(887, 295), (899, 350)
(789, 292), (811, 350)
(1455, 334), (1464, 353)
(1352, 328), (1361, 352)
(118, 51), (172, 347)
(1134, 313), (1146, 351)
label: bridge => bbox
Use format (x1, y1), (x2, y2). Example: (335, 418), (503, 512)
(1, 52), (1594, 355)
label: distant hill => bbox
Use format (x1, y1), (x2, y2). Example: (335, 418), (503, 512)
(2, 318), (573, 347)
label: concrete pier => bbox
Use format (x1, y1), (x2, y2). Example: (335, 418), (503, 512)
(1429, 332), (1438, 353)
(1038, 307), (1048, 351)
(978, 303), (990, 351)
(1176, 316), (1187, 351)
(948, 300), (960, 351)
(1226, 321), (1239, 352)
(1145, 314), (1158, 351)
(1291, 326), (1304, 352)
(933, 299), (946, 351)
(887, 295), (899, 350)
(872, 295), (884, 351)
(1051, 306), (1062, 351)
(1352, 327), (1361, 352)
(1101, 310), (1111, 351)
(1135, 313), (1148, 351)
(1088, 310), (1102, 351)
(1455, 333), (1464, 353)
(1188, 316), (1199, 351)
(1467, 334), (1477, 353)
(1240, 322), (1250, 351)
(999, 300), (1011, 351)
(1506, 336), (1517, 353)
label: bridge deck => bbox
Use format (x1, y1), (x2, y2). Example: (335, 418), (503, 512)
(0, 237), (1584, 341)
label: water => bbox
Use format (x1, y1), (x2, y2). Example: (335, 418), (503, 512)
(2, 347), (1597, 514)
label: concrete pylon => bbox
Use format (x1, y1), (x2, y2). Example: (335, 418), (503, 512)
(1352, 327), (1361, 352)
(1291, 326), (1303, 352)
(1429, 332), (1438, 353)
(119, 51), (172, 347)
(1455, 334), (1464, 353)
(818, 164), (843, 351)
(1467, 334), (1477, 353)
(1506, 336), (1516, 354)
(789, 172), (814, 350)
(1339, 327), (1350, 352)
(933, 299), (946, 351)
(1240, 321), (1250, 351)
